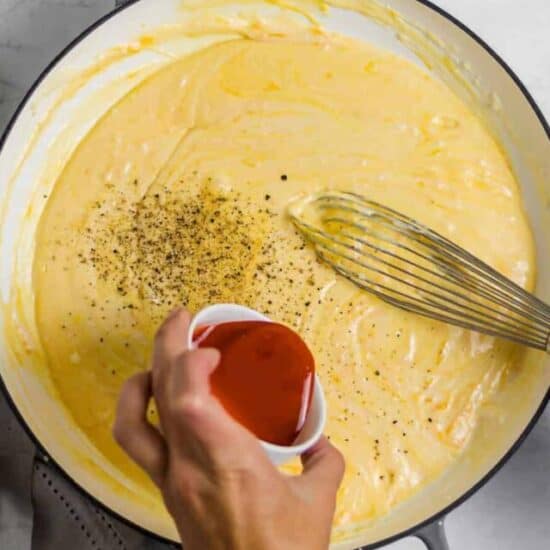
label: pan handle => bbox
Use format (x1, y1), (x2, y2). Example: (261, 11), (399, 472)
(414, 518), (450, 550)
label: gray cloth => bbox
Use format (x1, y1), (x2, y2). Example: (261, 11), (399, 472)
(0, 453), (34, 550)
(31, 458), (175, 550)
(0, 393), (35, 550)
(0, 394), (177, 550)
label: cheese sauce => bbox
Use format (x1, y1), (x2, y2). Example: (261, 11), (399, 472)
(33, 28), (534, 540)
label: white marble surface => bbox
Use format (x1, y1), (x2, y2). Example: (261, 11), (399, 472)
(0, 1), (548, 549)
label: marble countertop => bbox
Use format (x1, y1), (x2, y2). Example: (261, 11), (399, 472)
(0, 1), (548, 549)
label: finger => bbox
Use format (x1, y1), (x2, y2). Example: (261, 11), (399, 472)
(152, 308), (192, 404)
(294, 436), (345, 499)
(171, 348), (220, 399)
(167, 347), (253, 448)
(113, 371), (167, 486)
(153, 308), (192, 369)
(160, 347), (219, 453)
(165, 350), (268, 468)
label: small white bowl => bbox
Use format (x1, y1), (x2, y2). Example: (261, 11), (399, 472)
(188, 304), (327, 465)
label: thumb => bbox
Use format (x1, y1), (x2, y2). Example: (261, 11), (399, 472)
(294, 436), (345, 500)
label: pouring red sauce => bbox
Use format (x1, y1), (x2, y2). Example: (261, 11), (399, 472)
(193, 321), (315, 446)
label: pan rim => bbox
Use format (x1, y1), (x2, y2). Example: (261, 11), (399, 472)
(0, 0), (548, 548)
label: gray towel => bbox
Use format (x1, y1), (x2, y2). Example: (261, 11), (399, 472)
(31, 458), (175, 550)
(0, 394), (177, 550)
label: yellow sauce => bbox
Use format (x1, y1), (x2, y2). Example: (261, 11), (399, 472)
(33, 26), (534, 541)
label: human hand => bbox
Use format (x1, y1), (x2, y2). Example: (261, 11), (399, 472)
(113, 308), (344, 550)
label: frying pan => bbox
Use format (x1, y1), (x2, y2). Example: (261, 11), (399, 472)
(0, 1), (548, 548)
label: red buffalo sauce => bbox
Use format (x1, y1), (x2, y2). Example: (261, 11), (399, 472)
(193, 321), (315, 446)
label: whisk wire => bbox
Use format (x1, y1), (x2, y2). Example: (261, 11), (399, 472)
(313, 230), (547, 341)
(327, 217), (550, 327)
(329, 262), (544, 347)
(320, 196), (550, 321)
(338, 195), (550, 316)
(290, 191), (550, 351)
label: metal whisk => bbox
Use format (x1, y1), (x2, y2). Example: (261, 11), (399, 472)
(289, 190), (550, 352)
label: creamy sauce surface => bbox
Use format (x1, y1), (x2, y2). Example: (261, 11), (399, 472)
(34, 29), (534, 539)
